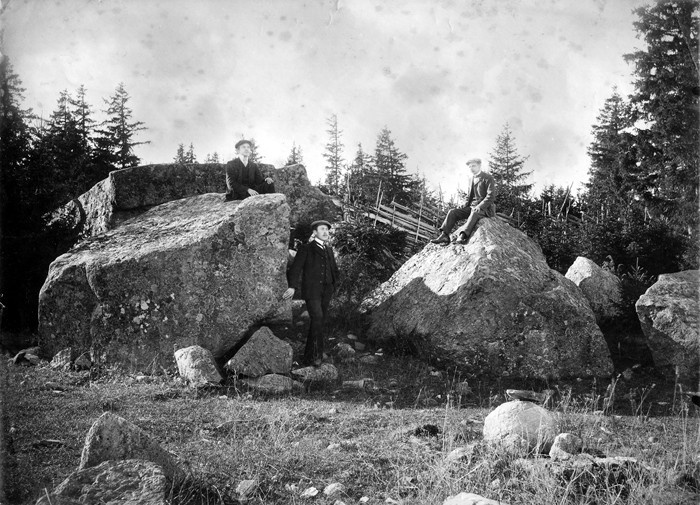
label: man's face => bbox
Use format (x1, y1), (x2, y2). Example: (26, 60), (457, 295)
(237, 143), (252, 157)
(314, 225), (330, 241)
(467, 162), (481, 175)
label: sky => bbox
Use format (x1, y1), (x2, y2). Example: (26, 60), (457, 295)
(1, 0), (650, 198)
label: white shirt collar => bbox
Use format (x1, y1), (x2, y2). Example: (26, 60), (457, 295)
(238, 155), (249, 165)
(314, 238), (326, 248)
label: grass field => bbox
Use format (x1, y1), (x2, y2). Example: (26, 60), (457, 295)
(2, 350), (698, 505)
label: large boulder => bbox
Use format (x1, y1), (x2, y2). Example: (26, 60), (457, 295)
(39, 193), (291, 369)
(635, 270), (699, 384)
(363, 218), (612, 379)
(565, 256), (621, 323)
(55, 162), (339, 239)
(36, 459), (168, 505)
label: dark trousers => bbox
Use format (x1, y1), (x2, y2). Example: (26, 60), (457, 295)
(440, 206), (487, 238)
(303, 285), (333, 365)
(226, 181), (276, 201)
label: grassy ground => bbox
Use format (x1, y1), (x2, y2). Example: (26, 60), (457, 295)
(2, 350), (699, 505)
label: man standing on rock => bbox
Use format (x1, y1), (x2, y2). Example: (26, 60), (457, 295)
(431, 158), (497, 245)
(225, 139), (276, 200)
(283, 220), (339, 366)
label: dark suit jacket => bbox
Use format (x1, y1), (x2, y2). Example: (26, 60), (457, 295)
(225, 158), (266, 199)
(465, 171), (497, 217)
(288, 242), (340, 300)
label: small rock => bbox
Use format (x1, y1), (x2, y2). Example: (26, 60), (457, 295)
(483, 401), (557, 453)
(347, 333), (358, 340)
(648, 436), (658, 443)
(174, 345), (222, 387)
(334, 343), (356, 362)
(241, 374), (293, 395)
(300, 486), (319, 498)
(328, 408), (339, 415)
(74, 352), (91, 371)
(359, 497), (370, 503)
(342, 378), (374, 390)
(236, 479), (258, 500)
(354, 341), (366, 351)
(443, 492), (509, 505)
(446, 445), (474, 463)
(292, 363), (339, 383)
(24, 353), (40, 366)
(359, 354), (380, 365)
(549, 433), (583, 460)
(225, 326), (293, 377)
(323, 482), (345, 496)
(505, 389), (548, 403)
(50, 348), (73, 370)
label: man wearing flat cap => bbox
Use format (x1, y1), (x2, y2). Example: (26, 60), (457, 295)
(283, 220), (339, 366)
(431, 158), (497, 245)
(225, 139), (276, 200)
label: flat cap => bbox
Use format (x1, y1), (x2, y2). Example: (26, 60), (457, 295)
(465, 158), (482, 165)
(311, 220), (332, 230)
(235, 139), (252, 149)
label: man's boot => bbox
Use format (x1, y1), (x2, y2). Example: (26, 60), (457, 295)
(430, 232), (450, 245)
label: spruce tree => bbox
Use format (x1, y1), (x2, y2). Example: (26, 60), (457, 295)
(487, 123), (532, 213)
(374, 127), (410, 204)
(95, 83), (148, 169)
(286, 141), (304, 165)
(186, 142), (196, 164)
(174, 143), (186, 164)
(347, 142), (376, 203)
(323, 114), (344, 195)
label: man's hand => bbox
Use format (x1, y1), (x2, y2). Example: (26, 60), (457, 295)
(247, 188), (259, 196)
(265, 177), (273, 184)
(282, 287), (295, 300)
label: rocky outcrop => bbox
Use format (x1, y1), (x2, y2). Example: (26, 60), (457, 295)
(36, 459), (168, 505)
(565, 256), (621, 323)
(54, 162), (339, 239)
(225, 326), (293, 377)
(483, 400), (557, 453)
(636, 270), (699, 384)
(39, 193), (291, 370)
(363, 218), (612, 379)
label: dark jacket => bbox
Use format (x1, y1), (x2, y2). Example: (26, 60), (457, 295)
(225, 158), (266, 200)
(465, 171), (497, 217)
(288, 241), (340, 300)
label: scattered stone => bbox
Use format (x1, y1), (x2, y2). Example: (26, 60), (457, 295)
(549, 433), (583, 460)
(636, 270), (699, 384)
(359, 497), (370, 503)
(505, 389), (548, 403)
(443, 492), (509, 505)
(236, 479), (258, 500)
(483, 400), (557, 453)
(446, 445), (475, 463)
(50, 348), (72, 370)
(341, 378), (374, 390)
(354, 341), (366, 351)
(292, 363), (339, 384)
(24, 353), (40, 365)
(363, 218), (612, 379)
(565, 256), (622, 323)
(328, 407), (339, 414)
(79, 412), (182, 481)
(241, 374), (293, 395)
(323, 482), (345, 496)
(300, 486), (319, 498)
(174, 346), (222, 387)
(225, 326), (293, 377)
(36, 459), (167, 505)
(347, 333), (358, 340)
(74, 352), (92, 371)
(334, 342), (356, 361)
(359, 354), (380, 365)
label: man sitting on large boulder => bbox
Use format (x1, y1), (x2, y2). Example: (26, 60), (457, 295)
(431, 157), (497, 245)
(225, 139), (276, 200)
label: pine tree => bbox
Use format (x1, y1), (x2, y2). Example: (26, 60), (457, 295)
(374, 127), (410, 204)
(487, 123), (532, 213)
(174, 143), (186, 164)
(204, 152), (220, 163)
(69, 85), (95, 150)
(323, 114), (344, 195)
(286, 141), (304, 165)
(624, 0), (699, 228)
(186, 142), (196, 164)
(95, 83), (148, 169)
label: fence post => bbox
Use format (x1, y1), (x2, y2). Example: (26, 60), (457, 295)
(415, 192), (424, 243)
